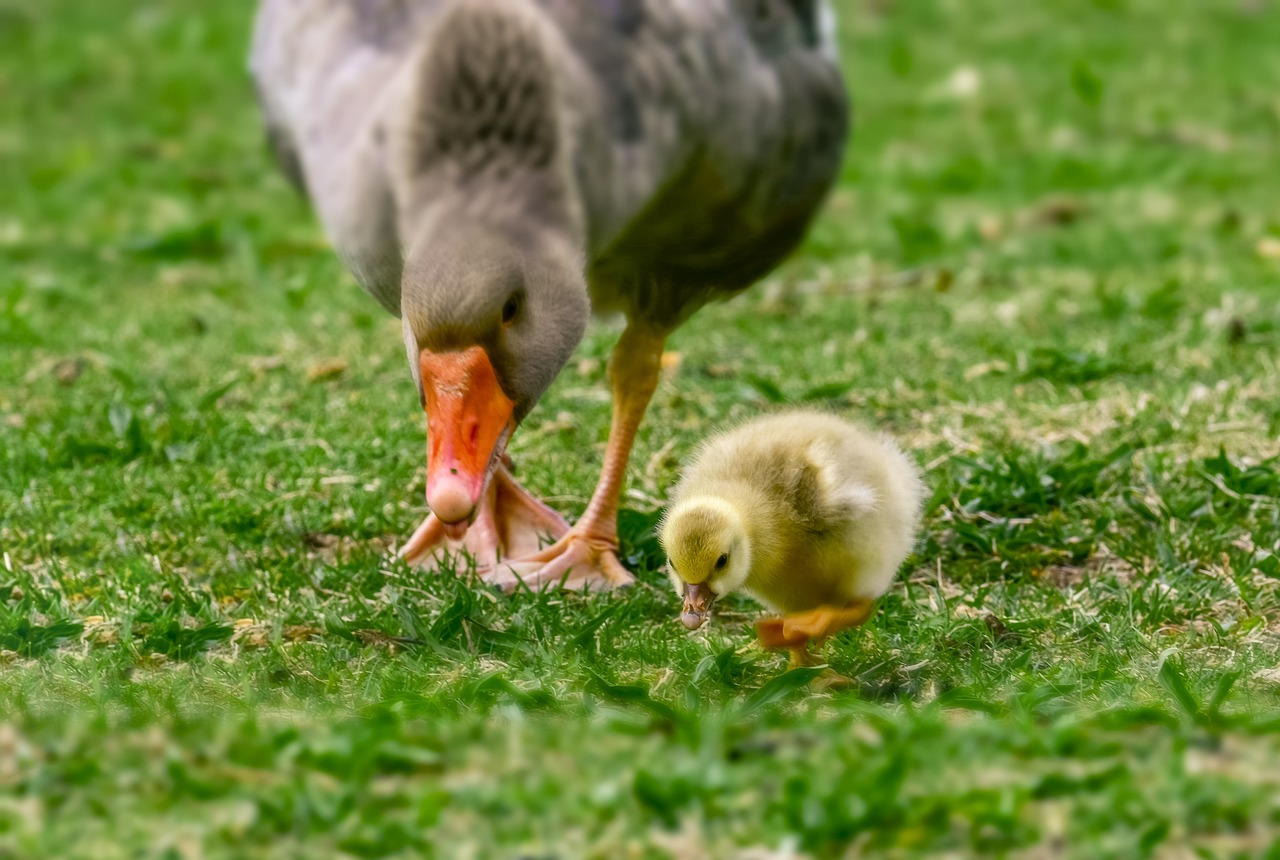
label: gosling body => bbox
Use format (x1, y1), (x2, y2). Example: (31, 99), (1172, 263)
(661, 411), (924, 641)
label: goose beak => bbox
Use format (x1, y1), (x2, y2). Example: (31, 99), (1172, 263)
(420, 346), (515, 535)
(681, 581), (715, 630)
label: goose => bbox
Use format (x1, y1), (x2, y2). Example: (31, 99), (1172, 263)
(250, 0), (849, 589)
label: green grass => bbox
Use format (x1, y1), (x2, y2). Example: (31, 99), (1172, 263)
(3, 0), (1280, 856)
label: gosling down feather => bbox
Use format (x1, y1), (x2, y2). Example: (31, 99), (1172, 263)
(250, 0), (850, 589)
(660, 410), (925, 667)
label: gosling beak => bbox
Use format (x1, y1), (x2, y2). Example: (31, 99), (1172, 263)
(419, 345), (515, 538)
(681, 581), (716, 630)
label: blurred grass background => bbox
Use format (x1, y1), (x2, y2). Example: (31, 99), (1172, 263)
(2, 0), (1280, 856)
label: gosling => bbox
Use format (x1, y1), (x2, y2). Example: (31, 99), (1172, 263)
(660, 410), (924, 669)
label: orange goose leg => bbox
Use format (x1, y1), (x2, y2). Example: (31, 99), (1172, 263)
(487, 322), (665, 592)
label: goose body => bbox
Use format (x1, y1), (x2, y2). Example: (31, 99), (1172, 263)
(250, 0), (850, 587)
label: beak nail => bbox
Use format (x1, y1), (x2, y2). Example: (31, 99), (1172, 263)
(681, 611), (707, 630)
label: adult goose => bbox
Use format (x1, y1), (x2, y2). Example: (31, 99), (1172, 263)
(250, 0), (850, 589)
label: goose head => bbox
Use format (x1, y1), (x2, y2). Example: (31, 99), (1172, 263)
(401, 221), (589, 536)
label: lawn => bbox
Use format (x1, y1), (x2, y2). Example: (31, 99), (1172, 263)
(3, 0), (1280, 856)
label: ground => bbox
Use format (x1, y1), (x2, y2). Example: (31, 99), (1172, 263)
(2, 0), (1280, 857)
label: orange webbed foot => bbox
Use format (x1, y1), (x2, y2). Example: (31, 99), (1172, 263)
(756, 600), (877, 688)
(754, 599), (877, 650)
(398, 462), (570, 573)
(484, 528), (635, 593)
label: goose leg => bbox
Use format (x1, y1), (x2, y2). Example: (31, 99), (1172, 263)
(399, 460), (571, 572)
(487, 322), (665, 592)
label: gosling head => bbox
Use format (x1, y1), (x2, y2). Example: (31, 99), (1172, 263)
(659, 497), (753, 630)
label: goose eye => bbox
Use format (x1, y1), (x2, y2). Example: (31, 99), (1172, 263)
(715, 553), (728, 570)
(501, 295), (519, 326)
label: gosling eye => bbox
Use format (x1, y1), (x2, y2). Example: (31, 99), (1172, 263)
(714, 553), (728, 570)
(501, 294), (520, 326)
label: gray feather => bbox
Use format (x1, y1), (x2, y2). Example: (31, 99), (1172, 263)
(249, 0), (849, 322)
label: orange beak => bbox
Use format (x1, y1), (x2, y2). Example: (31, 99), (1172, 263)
(419, 346), (515, 531)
